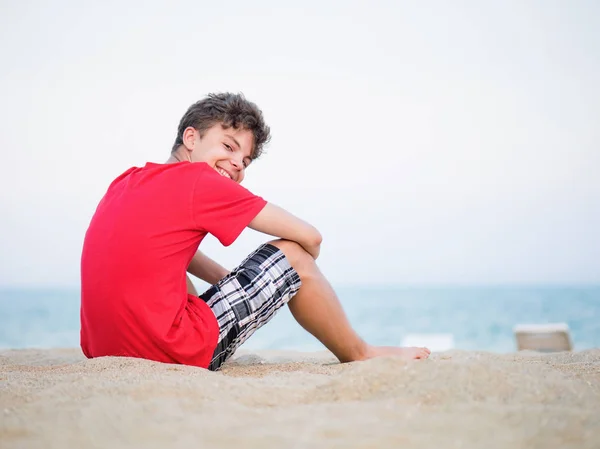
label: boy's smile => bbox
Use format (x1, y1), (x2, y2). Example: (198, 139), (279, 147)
(215, 166), (233, 180)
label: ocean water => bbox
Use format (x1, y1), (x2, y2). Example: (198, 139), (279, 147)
(1, 286), (599, 353)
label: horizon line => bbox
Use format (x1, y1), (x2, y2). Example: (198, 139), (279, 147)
(1, 282), (599, 291)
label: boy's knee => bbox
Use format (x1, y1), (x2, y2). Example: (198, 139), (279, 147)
(268, 240), (315, 278)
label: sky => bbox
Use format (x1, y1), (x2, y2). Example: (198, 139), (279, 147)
(0, 0), (598, 287)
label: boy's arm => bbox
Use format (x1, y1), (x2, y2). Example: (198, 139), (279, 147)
(248, 203), (322, 259)
(187, 250), (230, 285)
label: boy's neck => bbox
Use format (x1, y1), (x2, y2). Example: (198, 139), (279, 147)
(166, 148), (191, 164)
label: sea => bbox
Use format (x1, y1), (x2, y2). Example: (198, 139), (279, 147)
(1, 285), (599, 353)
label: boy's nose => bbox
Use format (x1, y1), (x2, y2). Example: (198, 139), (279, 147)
(230, 158), (243, 170)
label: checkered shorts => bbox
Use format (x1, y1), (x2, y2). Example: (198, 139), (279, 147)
(199, 243), (302, 371)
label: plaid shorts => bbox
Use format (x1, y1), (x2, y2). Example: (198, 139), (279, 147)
(199, 243), (302, 371)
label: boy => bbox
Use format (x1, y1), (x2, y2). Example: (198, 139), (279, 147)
(80, 93), (430, 370)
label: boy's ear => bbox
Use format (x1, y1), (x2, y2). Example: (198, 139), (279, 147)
(182, 127), (197, 150)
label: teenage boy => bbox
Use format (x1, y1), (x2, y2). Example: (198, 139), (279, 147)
(80, 93), (430, 370)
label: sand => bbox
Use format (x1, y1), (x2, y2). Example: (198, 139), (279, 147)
(1, 348), (599, 449)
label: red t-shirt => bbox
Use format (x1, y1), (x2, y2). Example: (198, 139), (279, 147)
(80, 161), (267, 368)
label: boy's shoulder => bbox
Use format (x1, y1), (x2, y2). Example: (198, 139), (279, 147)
(129, 161), (218, 183)
(112, 161), (257, 200)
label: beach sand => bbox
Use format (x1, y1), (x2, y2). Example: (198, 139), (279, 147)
(1, 348), (599, 449)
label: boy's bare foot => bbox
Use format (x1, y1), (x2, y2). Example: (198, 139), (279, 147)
(359, 345), (431, 361)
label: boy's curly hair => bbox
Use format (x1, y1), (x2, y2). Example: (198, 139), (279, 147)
(172, 92), (271, 160)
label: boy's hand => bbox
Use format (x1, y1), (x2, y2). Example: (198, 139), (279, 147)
(249, 203), (322, 259)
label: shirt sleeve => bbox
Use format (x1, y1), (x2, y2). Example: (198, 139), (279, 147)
(192, 167), (267, 246)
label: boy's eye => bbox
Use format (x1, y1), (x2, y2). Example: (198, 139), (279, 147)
(224, 143), (233, 152)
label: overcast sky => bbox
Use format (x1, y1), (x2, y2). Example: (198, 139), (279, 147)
(0, 0), (598, 287)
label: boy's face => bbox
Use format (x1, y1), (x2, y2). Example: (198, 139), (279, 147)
(184, 123), (254, 184)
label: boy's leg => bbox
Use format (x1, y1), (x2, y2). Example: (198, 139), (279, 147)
(268, 240), (430, 363)
(199, 243), (302, 370)
(200, 240), (429, 370)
